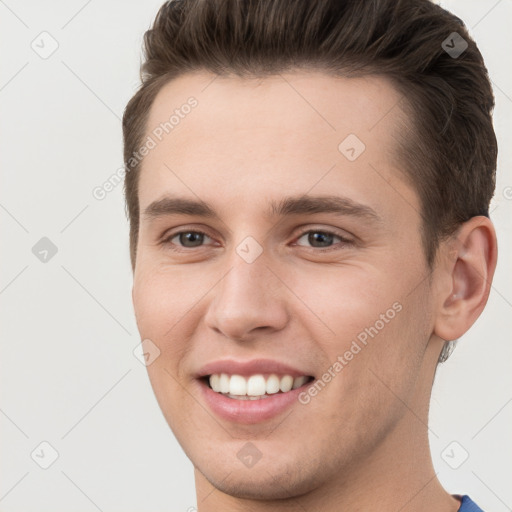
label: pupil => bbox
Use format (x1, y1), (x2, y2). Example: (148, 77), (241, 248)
(181, 232), (203, 247)
(309, 232), (333, 247)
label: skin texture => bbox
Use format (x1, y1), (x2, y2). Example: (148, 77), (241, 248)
(131, 71), (497, 511)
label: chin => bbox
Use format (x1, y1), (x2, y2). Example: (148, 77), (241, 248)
(194, 452), (327, 502)
(203, 469), (315, 501)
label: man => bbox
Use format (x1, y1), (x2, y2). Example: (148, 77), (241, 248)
(123, 0), (498, 510)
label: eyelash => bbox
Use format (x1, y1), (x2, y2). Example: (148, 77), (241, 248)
(160, 228), (354, 252)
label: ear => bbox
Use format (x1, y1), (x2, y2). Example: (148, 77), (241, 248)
(434, 216), (497, 341)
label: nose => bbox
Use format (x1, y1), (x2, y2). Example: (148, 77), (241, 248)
(203, 253), (289, 342)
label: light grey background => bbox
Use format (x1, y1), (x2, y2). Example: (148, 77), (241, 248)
(0, 1), (511, 511)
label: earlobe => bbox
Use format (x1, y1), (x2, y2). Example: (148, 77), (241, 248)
(434, 216), (497, 342)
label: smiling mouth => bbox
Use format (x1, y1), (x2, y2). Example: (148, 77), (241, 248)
(200, 373), (315, 400)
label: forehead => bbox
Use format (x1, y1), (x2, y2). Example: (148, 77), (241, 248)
(138, 70), (417, 225)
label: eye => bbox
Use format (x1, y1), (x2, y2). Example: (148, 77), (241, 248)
(162, 230), (214, 250)
(294, 229), (353, 250)
(160, 227), (354, 252)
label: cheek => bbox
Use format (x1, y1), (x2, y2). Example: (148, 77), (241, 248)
(288, 265), (403, 345)
(336, 287), (432, 424)
(294, 266), (430, 398)
(132, 268), (201, 368)
(133, 264), (205, 332)
(132, 270), (198, 432)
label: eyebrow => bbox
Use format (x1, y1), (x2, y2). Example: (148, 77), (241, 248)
(142, 194), (382, 224)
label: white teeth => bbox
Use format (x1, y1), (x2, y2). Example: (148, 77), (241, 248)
(247, 375), (266, 396)
(219, 373), (230, 393)
(207, 373), (310, 397)
(210, 374), (221, 392)
(225, 393), (273, 400)
(266, 374), (280, 394)
(229, 374), (247, 396)
(279, 375), (294, 393)
(292, 376), (308, 389)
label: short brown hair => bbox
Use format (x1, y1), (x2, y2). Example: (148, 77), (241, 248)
(123, 1), (497, 345)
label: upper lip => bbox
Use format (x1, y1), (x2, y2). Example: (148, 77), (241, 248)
(196, 358), (313, 378)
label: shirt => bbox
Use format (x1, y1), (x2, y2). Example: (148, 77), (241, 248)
(455, 494), (484, 512)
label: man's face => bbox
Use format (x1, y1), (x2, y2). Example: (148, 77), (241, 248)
(132, 71), (440, 499)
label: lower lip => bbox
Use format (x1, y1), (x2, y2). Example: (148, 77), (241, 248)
(198, 379), (310, 424)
